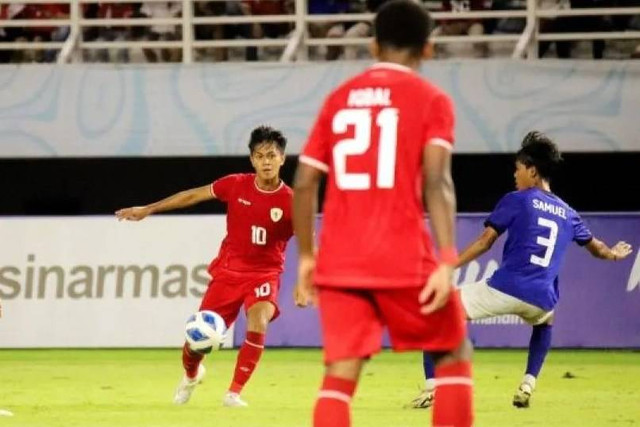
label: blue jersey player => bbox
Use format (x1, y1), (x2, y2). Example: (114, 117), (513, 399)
(411, 131), (632, 409)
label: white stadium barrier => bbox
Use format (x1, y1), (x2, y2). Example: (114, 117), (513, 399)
(0, 0), (639, 63)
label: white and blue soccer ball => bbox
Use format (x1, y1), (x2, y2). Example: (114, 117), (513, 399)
(184, 310), (227, 354)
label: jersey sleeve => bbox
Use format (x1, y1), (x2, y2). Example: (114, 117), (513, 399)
(484, 193), (518, 235)
(299, 98), (331, 173)
(570, 211), (593, 246)
(424, 93), (455, 150)
(211, 174), (241, 202)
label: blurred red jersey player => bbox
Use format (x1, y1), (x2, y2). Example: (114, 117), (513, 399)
(116, 126), (293, 408)
(292, 1), (474, 426)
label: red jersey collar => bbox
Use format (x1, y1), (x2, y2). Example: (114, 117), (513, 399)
(370, 62), (414, 74)
(254, 177), (284, 194)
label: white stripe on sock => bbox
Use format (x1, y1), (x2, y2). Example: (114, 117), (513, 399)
(435, 377), (473, 387)
(317, 390), (352, 403)
(244, 340), (264, 349)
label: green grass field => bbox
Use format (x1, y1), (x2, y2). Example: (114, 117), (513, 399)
(0, 349), (638, 427)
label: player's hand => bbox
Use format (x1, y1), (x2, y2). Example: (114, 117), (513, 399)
(115, 206), (151, 221)
(611, 241), (633, 260)
(0, 297), (3, 318)
(294, 255), (317, 308)
(419, 264), (454, 315)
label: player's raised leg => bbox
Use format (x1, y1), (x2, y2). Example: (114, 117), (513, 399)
(174, 348), (206, 404)
(514, 319), (553, 408)
(224, 300), (275, 407)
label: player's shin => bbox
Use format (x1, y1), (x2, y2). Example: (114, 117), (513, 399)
(182, 342), (204, 379)
(524, 324), (553, 387)
(228, 331), (265, 395)
(423, 351), (436, 389)
(314, 375), (357, 427)
(433, 360), (474, 426)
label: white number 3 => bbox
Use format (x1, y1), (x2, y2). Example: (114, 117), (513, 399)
(530, 217), (558, 268)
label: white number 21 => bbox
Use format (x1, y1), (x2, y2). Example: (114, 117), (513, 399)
(530, 217), (558, 268)
(332, 108), (399, 190)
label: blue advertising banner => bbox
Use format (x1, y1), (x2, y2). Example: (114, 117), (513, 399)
(235, 214), (640, 348)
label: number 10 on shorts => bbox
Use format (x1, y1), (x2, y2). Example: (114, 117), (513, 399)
(254, 282), (271, 298)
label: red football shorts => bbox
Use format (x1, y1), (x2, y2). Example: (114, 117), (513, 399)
(317, 286), (467, 364)
(199, 269), (281, 328)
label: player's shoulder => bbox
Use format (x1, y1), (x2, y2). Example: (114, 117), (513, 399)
(548, 192), (580, 217)
(323, 72), (368, 106)
(280, 181), (294, 196)
(418, 76), (449, 98)
(222, 173), (255, 182)
(502, 189), (527, 202)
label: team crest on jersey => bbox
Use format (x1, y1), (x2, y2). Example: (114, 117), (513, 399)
(270, 208), (283, 222)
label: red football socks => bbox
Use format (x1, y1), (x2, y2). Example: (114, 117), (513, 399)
(229, 331), (266, 394)
(433, 361), (474, 427)
(182, 342), (204, 379)
(313, 375), (357, 427)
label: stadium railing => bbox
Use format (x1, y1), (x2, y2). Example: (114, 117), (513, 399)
(0, 0), (639, 63)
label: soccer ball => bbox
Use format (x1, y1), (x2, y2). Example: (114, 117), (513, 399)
(184, 310), (227, 354)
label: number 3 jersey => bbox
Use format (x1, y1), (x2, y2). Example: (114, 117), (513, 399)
(300, 62), (456, 288)
(485, 187), (593, 311)
(208, 173), (293, 275)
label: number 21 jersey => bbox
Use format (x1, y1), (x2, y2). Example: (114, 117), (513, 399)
(300, 62), (456, 288)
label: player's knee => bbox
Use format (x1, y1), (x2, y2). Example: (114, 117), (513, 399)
(246, 315), (269, 333)
(430, 338), (473, 366)
(325, 358), (365, 381)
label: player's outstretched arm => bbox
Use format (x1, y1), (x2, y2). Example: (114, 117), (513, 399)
(584, 238), (633, 261)
(456, 227), (499, 268)
(115, 185), (214, 221)
(420, 143), (457, 314)
(292, 163), (322, 308)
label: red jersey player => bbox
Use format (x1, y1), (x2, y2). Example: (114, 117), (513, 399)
(292, 1), (474, 426)
(115, 126), (293, 407)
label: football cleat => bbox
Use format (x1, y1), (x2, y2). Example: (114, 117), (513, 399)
(222, 391), (249, 407)
(512, 383), (532, 408)
(173, 364), (206, 405)
(408, 388), (434, 409)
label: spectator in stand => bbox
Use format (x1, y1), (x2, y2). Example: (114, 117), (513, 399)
(324, 0), (391, 60)
(307, 0), (351, 60)
(87, 2), (134, 63)
(490, 0), (526, 35)
(432, 0), (490, 58)
(562, 0), (614, 59)
(538, 0), (572, 58)
(0, 4), (17, 63)
(241, 0), (293, 60)
(46, 4), (71, 62)
(194, 1), (254, 62)
(20, 3), (69, 62)
(140, 1), (182, 62)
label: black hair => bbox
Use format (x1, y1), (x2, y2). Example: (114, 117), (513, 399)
(248, 125), (287, 153)
(374, 0), (433, 57)
(515, 131), (563, 181)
